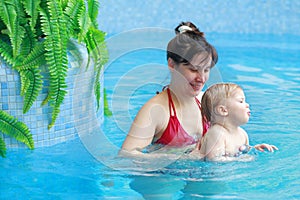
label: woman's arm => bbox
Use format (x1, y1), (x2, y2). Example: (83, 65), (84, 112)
(121, 99), (167, 153)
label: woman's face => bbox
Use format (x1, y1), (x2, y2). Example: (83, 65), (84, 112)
(174, 53), (211, 97)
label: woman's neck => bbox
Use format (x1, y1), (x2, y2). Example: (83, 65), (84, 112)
(168, 84), (196, 106)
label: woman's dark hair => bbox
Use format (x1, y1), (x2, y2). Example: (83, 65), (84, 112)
(167, 21), (218, 68)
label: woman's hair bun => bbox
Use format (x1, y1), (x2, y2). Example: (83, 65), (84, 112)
(175, 21), (204, 37)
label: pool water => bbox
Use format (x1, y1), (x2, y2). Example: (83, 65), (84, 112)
(1, 33), (300, 199)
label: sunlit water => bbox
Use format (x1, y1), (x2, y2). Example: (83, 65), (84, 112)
(1, 33), (300, 199)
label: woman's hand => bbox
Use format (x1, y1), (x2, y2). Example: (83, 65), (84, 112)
(254, 143), (278, 152)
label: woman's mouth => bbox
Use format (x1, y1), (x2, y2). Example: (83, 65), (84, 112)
(190, 83), (202, 91)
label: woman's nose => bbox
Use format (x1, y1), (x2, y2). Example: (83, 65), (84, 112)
(196, 71), (205, 82)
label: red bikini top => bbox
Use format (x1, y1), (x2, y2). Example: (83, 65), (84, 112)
(155, 88), (208, 147)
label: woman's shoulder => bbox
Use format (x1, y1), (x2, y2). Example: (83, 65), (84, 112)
(146, 89), (169, 106)
(137, 90), (169, 116)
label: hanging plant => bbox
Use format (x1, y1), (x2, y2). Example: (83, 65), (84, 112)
(0, 0), (109, 157)
(0, 110), (34, 157)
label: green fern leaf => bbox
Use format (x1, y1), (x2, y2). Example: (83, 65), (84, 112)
(22, 0), (41, 31)
(20, 69), (30, 96)
(85, 27), (108, 65)
(87, 0), (99, 28)
(0, 110), (34, 151)
(40, 0), (68, 129)
(0, 0), (25, 58)
(103, 88), (112, 117)
(63, 0), (84, 38)
(16, 42), (45, 70)
(0, 38), (14, 65)
(60, 0), (68, 10)
(13, 25), (37, 66)
(84, 28), (108, 110)
(0, 137), (6, 158)
(94, 66), (101, 110)
(41, 93), (51, 106)
(77, 4), (90, 43)
(20, 67), (43, 113)
(0, 1), (15, 33)
(14, 0), (27, 26)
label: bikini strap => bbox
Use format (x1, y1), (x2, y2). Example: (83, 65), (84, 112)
(167, 88), (177, 117)
(195, 97), (201, 109)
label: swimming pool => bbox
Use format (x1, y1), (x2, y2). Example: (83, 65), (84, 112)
(1, 30), (299, 199)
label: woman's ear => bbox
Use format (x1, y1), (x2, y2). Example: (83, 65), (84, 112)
(168, 58), (175, 70)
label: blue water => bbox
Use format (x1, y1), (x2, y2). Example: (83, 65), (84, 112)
(1, 33), (300, 199)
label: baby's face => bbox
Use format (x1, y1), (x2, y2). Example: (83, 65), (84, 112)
(225, 89), (251, 125)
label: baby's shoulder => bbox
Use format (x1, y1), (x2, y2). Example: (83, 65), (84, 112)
(205, 125), (227, 138)
(238, 127), (248, 138)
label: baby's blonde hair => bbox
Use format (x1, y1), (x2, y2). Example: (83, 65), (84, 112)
(201, 83), (242, 123)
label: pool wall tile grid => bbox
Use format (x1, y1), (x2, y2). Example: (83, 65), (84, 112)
(0, 55), (104, 148)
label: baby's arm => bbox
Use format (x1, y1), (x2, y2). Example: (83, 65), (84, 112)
(254, 143), (278, 152)
(242, 128), (278, 152)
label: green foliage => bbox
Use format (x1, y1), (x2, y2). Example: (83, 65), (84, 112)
(0, 0), (108, 155)
(104, 88), (112, 117)
(0, 110), (34, 157)
(20, 67), (43, 113)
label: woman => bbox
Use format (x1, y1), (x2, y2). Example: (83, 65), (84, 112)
(120, 22), (218, 155)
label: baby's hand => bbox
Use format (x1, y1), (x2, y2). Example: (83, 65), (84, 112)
(254, 143), (278, 152)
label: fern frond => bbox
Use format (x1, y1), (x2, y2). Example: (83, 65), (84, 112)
(103, 88), (112, 117)
(14, 0), (27, 26)
(0, 1), (15, 33)
(87, 0), (99, 28)
(0, 16), (6, 30)
(0, 137), (6, 158)
(18, 24), (37, 59)
(0, 0), (25, 58)
(63, 0), (84, 38)
(85, 27), (108, 65)
(20, 69), (30, 96)
(47, 89), (67, 129)
(0, 110), (34, 151)
(40, 0), (68, 129)
(94, 66), (101, 110)
(60, 0), (68, 10)
(19, 67), (43, 113)
(15, 42), (45, 70)
(84, 27), (108, 110)
(0, 38), (14, 65)
(22, 0), (41, 31)
(77, 4), (90, 43)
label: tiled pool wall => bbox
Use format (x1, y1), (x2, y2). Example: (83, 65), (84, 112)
(0, 43), (104, 148)
(98, 0), (299, 35)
